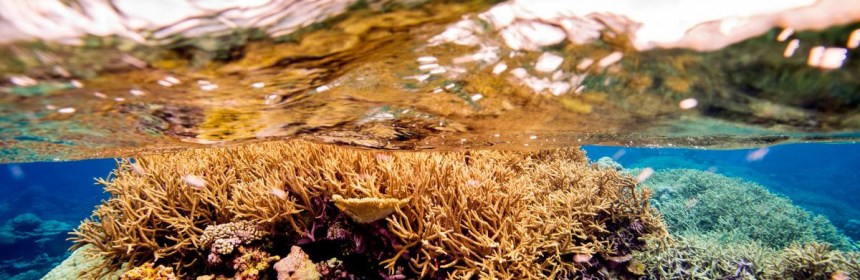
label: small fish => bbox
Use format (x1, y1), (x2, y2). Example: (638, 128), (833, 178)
(746, 147), (769, 162)
(634, 168), (654, 183)
(417, 56), (437, 63)
(612, 149), (626, 160)
(57, 107), (76, 114)
(375, 153), (392, 162)
(597, 51), (623, 68)
(776, 28), (794, 42)
(847, 29), (860, 49)
(678, 98), (698, 110)
(164, 76), (180, 84)
(183, 174), (207, 189)
(784, 39), (800, 57)
(573, 254), (592, 263)
(130, 163), (146, 176)
(685, 198), (699, 209)
(129, 89), (145, 96)
(270, 188), (287, 199)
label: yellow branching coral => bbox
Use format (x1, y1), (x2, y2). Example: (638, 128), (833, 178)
(72, 140), (665, 279)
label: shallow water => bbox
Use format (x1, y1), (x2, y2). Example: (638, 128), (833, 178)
(1, 1), (859, 279)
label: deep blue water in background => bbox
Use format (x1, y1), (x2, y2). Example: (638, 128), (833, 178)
(0, 159), (114, 279)
(0, 143), (858, 279)
(0, 159), (114, 224)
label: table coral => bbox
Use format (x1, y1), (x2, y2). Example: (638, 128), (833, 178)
(330, 195), (410, 224)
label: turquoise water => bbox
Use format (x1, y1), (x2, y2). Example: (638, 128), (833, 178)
(0, 143), (857, 279)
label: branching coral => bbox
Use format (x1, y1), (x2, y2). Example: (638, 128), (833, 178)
(635, 234), (779, 279)
(381, 150), (666, 279)
(640, 168), (853, 250)
(72, 140), (666, 279)
(776, 242), (860, 280)
(636, 235), (860, 280)
(632, 168), (860, 280)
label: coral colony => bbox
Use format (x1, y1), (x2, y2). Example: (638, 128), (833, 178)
(68, 140), (665, 279)
(53, 142), (860, 280)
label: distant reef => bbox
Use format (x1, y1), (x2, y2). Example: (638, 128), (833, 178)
(0, 213), (71, 279)
(611, 159), (860, 279)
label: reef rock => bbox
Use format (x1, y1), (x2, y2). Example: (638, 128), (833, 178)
(42, 244), (125, 280)
(274, 246), (320, 280)
(0, 213), (72, 265)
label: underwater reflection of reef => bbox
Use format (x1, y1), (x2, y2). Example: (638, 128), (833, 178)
(63, 140), (665, 279)
(0, 2), (859, 162)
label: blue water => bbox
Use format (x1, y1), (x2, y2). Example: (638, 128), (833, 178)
(0, 143), (858, 279)
(0, 159), (114, 279)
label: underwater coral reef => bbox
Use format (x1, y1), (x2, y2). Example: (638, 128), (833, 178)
(64, 140), (666, 279)
(641, 168), (853, 250)
(0, 213), (72, 279)
(626, 166), (860, 279)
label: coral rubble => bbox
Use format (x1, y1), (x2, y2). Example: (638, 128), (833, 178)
(70, 140), (665, 279)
